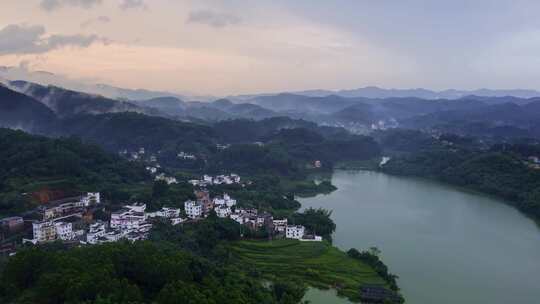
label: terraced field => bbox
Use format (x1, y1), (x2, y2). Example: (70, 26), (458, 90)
(229, 239), (387, 301)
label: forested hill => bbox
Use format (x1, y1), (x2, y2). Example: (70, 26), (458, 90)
(381, 147), (540, 220)
(52, 113), (381, 176)
(55, 112), (217, 152)
(0, 85), (56, 132)
(8, 80), (151, 118)
(0, 128), (149, 216)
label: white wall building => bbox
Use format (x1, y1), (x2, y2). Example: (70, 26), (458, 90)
(155, 173), (178, 185)
(213, 193), (237, 207)
(55, 222), (74, 241)
(184, 200), (202, 219)
(81, 192), (101, 206)
(171, 217), (186, 225)
(86, 221), (107, 244)
(215, 205), (232, 218)
(147, 207), (181, 219)
(110, 204), (147, 230)
(125, 203), (146, 213)
(286, 225), (305, 240)
(32, 221), (57, 243)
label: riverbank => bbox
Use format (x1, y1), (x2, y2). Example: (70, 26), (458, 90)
(229, 239), (400, 302)
(379, 152), (540, 224)
(298, 170), (540, 304)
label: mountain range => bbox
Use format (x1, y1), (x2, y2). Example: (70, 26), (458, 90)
(2, 78), (540, 142)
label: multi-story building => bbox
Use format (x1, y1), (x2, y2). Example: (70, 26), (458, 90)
(86, 221), (107, 244)
(185, 200), (201, 219)
(215, 205), (232, 218)
(80, 192), (101, 206)
(110, 204), (147, 230)
(32, 221), (57, 243)
(213, 193), (237, 207)
(286, 225), (305, 240)
(148, 207), (181, 219)
(184, 200), (202, 219)
(54, 222), (74, 241)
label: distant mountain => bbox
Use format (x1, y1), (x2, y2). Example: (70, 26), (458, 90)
(403, 100), (540, 139)
(204, 99), (278, 120)
(229, 86), (540, 101)
(56, 112), (216, 152)
(8, 80), (155, 118)
(0, 65), (215, 102)
(293, 86), (540, 99)
(132, 96), (188, 115)
(0, 84), (56, 132)
(248, 93), (361, 114)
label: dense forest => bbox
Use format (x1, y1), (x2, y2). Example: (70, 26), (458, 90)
(0, 240), (305, 304)
(53, 113), (381, 179)
(381, 146), (540, 220)
(0, 128), (149, 216)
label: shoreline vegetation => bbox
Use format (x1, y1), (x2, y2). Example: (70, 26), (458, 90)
(0, 125), (403, 303)
(230, 240), (403, 303)
(379, 151), (540, 223)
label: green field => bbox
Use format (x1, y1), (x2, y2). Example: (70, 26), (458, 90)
(229, 239), (387, 302)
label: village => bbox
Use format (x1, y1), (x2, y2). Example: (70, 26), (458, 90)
(0, 173), (322, 256)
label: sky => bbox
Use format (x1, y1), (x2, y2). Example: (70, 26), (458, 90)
(1, 0), (540, 95)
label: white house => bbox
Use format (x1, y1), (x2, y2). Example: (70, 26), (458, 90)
(215, 205), (232, 218)
(103, 230), (125, 242)
(54, 222), (74, 241)
(171, 217), (186, 225)
(148, 207), (181, 219)
(81, 192), (101, 206)
(32, 221), (57, 243)
(286, 225), (305, 240)
(155, 173), (178, 185)
(86, 221), (107, 244)
(125, 203), (146, 213)
(110, 204), (147, 230)
(230, 174), (240, 183)
(213, 193), (237, 207)
(184, 200), (202, 219)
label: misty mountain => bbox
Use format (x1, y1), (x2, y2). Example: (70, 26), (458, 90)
(8, 80), (157, 118)
(203, 99), (278, 120)
(55, 112), (216, 152)
(132, 96), (188, 115)
(292, 86), (540, 99)
(0, 84), (56, 132)
(0, 65), (216, 102)
(248, 93), (361, 114)
(144, 98), (281, 121)
(405, 101), (540, 128)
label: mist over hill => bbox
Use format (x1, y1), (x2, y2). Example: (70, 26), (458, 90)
(3, 79), (540, 142)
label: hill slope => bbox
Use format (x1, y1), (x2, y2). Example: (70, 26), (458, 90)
(0, 128), (149, 216)
(0, 84), (56, 132)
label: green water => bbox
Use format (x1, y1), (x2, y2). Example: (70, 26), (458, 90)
(299, 170), (540, 304)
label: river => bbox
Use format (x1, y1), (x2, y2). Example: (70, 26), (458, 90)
(299, 170), (540, 304)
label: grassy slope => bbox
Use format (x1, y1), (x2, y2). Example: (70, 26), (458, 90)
(229, 239), (387, 302)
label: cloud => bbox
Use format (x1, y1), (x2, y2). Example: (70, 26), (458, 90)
(187, 10), (241, 28)
(0, 24), (105, 56)
(119, 0), (146, 10)
(40, 0), (102, 11)
(81, 16), (111, 28)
